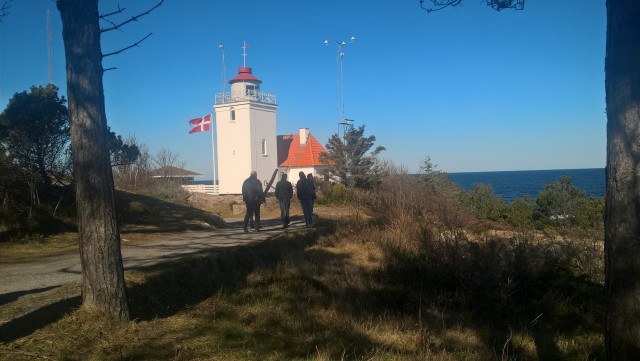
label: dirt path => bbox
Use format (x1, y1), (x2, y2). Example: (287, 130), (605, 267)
(0, 217), (301, 296)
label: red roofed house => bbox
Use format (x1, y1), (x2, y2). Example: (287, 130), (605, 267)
(277, 128), (332, 182)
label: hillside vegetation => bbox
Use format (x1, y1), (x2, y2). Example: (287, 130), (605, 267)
(0, 184), (225, 263)
(0, 173), (604, 360)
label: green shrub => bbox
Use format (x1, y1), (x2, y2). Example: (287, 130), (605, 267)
(143, 182), (191, 204)
(571, 195), (605, 230)
(535, 175), (586, 225)
(503, 196), (535, 229)
(321, 184), (355, 205)
(464, 183), (505, 221)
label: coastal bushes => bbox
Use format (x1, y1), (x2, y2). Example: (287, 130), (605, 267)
(463, 175), (604, 231)
(334, 171), (605, 359)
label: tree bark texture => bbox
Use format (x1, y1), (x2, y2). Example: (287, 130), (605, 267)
(57, 0), (130, 321)
(605, 0), (640, 358)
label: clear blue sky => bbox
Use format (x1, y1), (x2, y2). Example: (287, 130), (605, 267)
(1, 0), (606, 177)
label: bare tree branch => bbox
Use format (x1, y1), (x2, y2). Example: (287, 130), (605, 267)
(99, 7), (124, 31)
(100, 17), (120, 31)
(100, 0), (163, 33)
(485, 0), (524, 11)
(419, 0), (462, 13)
(103, 67), (118, 72)
(99, 4), (126, 19)
(0, 0), (13, 21)
(102, 33), (152, 57)
(419, 0), (524, 12)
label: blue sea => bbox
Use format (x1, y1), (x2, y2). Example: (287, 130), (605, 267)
(448, 168), (605, 204)
(198, 168), (605, 204)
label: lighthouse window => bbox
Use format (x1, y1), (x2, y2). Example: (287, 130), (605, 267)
(230, 109), (235, 122)
(246, 85), (257, 95)
(261, 139), (267, 155)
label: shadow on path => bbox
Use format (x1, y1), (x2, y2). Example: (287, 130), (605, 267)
(0, 286), (60, 307)
(0, 296), (81, 343)
(0, 215), (322, 346)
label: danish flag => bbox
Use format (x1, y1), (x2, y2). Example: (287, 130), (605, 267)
(188, 114), (212, 134)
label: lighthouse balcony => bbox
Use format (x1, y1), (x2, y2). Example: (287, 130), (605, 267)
(215, 90), (277, 105)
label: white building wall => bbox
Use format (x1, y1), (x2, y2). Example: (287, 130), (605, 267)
(280, 166), (327, 185)
(214, 101), (278, 194)
(250, 103), (278, 192)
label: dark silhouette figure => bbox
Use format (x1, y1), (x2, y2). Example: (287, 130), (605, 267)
(242, 171), (265, 232)
(296, 171), (315, 228)
(307, 173), (316, 226)
(275, 173), (293, 228)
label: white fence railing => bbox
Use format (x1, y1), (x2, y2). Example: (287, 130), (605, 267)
(182, 184), (219, 195)
(214, 91), (276, 105)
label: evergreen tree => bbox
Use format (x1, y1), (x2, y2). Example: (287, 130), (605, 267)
(0, 84), (71, 186)
(107, 126), (140, 167)
(535, 175), (586, 221)
(320, 125), (385, 189)
(465, 183), (505, 222)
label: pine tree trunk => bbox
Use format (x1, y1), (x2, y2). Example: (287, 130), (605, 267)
(56, 0), (130, 321)
(605, 0), (640, 358)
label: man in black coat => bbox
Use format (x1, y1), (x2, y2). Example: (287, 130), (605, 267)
(275, 173), (293, 228)
(242, 171), (265, 232)
(296, 171), (315, 228)
(306, 173), (316, 225)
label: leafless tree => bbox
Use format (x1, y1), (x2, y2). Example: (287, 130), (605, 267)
(152, 148), (186, 182)
(113, 135), (152, 189)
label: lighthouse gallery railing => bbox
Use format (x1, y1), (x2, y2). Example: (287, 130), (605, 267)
(214, 90), (276, 105)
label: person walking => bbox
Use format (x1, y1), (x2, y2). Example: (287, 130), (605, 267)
(275, 173), (293, 228)
(242, 170), (265, 232)
(307, 173), (316, 227)
(296, 171), (314, 228)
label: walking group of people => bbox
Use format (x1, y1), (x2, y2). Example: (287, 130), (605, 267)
(241, 170), (316, 232)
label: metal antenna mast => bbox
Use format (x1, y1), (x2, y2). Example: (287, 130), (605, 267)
(211, 43), (227, 187)
(324, 37), (355, 138)
(47, 9), (53, 84)
(219, 44), (226, 93)
(241, 41), (249, 67)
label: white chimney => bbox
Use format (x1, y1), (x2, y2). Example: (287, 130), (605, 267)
(299, 128), (310, 146)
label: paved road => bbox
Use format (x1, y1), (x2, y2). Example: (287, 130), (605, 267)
(0, 217), (303, 295)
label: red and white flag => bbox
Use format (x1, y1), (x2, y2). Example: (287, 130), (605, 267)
(188, 114), (212, 134)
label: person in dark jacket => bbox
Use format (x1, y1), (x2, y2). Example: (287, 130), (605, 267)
(242, 171), (265, 232)
(307, 173), (316, 226)
(296, 171), (314, 228)
(275, 173), (293, 228)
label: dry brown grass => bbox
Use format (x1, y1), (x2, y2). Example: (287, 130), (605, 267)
(0, 232), (78, 266)
(0, 178), (604, 360)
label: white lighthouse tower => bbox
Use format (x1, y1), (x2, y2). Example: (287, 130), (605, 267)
(213, 66), (278, 194)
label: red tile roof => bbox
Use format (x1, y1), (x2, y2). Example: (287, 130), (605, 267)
(229, 67), (262, 84)
(277, 133), (332, 167)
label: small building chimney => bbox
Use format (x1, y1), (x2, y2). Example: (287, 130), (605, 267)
(299, 128), (309, 146)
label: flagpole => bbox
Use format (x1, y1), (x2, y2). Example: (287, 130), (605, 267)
(211, 113), (216, 187)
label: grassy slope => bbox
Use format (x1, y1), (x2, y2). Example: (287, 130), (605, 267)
(0, 194), (604, 360)
(0, 190), (226, 264)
